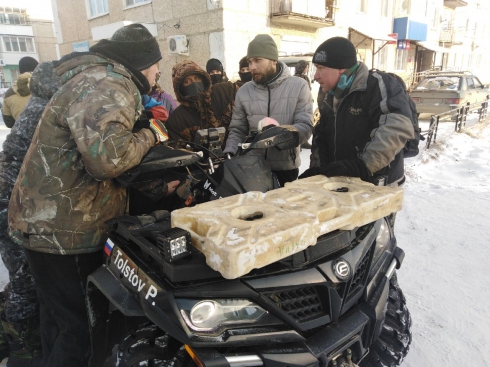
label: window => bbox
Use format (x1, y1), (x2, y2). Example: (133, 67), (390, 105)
(88, 0), (109, 17)
(473, 77), (482, 89)
(395, 49), (407, 70)
(2, 36), (36, 53)
(381, 0), (389, 17)
(357, 0), (368, 13)
(125, 0), (151, 7)
(401, 0), (410, 13)
(377, 45), (388, 71)
(0, 11), (28, 24)
(466, 78), (475, 89)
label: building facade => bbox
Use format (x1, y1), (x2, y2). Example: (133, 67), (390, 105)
(50, 0), (489, 96)
(0, 6), (58, 87)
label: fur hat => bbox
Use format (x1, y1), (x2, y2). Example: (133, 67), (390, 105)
(19, 57), (39, 74)
(313, 37), (357, 69)
(247, 34), (278, 61)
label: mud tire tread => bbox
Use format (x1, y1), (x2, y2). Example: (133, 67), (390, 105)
(360, 273), (412, 367)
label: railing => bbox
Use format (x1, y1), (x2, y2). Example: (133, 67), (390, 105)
(424, 96), (489, 149)
(0, 81), (11, 88)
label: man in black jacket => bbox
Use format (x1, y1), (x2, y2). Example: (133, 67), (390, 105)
(300, 37), (414, 186)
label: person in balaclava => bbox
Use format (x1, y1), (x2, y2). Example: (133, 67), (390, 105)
(206, 58), (229, 85)
(235, 56), (252, 88)
(8, 23), (171, 367)
(166, 60), (236, 146)
(1, 56), (39, 128)
(149, 70), (178, 115)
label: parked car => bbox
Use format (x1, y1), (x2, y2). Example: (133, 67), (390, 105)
(409, 71), (489, 116)
(279, 54), (322, 125)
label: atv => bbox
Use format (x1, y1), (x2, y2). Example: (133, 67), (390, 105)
(86, 126), (411, 367)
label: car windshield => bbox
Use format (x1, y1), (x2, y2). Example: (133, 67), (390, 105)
(415, 76), (460, 91)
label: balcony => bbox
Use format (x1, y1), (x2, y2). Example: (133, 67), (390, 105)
(439, 27), (464, 45)
(270, 0), (335, 29)
(443, 0), (468, 9)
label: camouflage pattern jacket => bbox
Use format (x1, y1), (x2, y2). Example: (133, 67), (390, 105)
(8, 54), (155, 255)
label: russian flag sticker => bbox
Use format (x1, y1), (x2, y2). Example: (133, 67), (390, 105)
(104, 238), (115, 256)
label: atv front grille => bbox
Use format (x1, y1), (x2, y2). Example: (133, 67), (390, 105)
(345, 245), (374, 302)
(263, 286), (327, 323)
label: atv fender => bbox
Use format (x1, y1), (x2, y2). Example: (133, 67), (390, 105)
(87, 265), (145, 317)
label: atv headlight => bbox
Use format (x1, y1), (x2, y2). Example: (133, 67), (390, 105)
(177, 299), (279, 334)
(372, 218), (392, 263)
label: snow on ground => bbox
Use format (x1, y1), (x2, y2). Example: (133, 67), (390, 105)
(0, 113), (489, 366)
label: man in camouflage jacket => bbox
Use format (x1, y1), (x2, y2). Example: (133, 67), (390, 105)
(8, 24), (164, 367)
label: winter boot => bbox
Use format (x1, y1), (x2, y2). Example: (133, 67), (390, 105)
(0, 313), (43, 367)
(0, 293), (10, 361)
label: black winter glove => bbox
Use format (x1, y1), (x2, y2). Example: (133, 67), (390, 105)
(299, 159), (371, 182)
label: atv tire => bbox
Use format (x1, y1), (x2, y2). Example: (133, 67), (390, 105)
(104, 323), (192, 367)
(360, 273), (412, 367)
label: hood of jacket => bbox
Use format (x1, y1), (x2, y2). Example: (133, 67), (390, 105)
(54, 52), (148, 94)
(171, 60), (212, 104)
(29, 61), (62, 100)
(251, 61), (290, 90)
(13, 72), (32, 97)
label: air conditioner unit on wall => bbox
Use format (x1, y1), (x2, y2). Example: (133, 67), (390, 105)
(167, 35), (189, 56)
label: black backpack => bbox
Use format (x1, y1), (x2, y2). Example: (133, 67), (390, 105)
(372, 70), (423, 158)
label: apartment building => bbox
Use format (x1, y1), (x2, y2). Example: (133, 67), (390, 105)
(51, 0), (488, 95)
(0, 6), (58, 87)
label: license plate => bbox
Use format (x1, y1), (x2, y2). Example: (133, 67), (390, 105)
(109, 246), (162, 306)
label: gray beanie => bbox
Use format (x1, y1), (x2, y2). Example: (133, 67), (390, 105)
(247, 34), (278, 61)
(313, 37), (357, 69)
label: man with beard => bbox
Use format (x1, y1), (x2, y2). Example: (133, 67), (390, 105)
(224, 34), (313, 186)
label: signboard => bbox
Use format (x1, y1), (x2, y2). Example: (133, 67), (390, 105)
(388, 33), (397, 45)
(397, 40), (407, 50)
(72, 41), (90, 52)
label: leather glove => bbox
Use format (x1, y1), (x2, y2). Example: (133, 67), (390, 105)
(299, 159), (371, 182)
(148, 118), (169, 144)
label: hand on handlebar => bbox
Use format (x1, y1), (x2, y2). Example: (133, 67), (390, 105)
(166, 180), (181, 195)
(257, 117), (279, 132)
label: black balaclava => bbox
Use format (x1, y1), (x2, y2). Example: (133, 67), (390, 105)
(181, 81), (206, 97)
(238, 56), (252, 82)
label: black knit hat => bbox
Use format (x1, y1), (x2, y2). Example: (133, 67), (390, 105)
(92, 23), (162, 71)
(239, 56), (249, 70)
(19, 56), (39, 74)
(247, 34), (278, 61)
(313, 37), (357, 69)
(206, 58), (223, 73)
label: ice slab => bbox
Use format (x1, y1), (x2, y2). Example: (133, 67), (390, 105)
(171, 176), (404, 279)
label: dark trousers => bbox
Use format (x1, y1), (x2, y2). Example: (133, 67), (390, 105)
(25, 249), (103, 367)
(272, 168), (299, 187)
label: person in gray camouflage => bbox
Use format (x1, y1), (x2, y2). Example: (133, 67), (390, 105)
(8, 24), (165, 367)
(0, 61), (61, 366)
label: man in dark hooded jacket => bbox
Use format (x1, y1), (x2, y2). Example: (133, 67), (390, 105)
(166, 60), (236, 146)
(1, 57), (39, 128)
(0, 61), (59, 367)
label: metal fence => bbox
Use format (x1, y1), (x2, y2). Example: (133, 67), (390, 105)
(424, 96), (489, 149)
